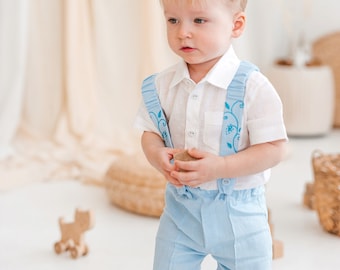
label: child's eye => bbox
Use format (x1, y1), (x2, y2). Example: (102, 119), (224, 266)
(194, 18), (206, 24)
(168, 18), (179, 24)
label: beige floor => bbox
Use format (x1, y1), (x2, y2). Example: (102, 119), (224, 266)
(0, 129), (340, 270)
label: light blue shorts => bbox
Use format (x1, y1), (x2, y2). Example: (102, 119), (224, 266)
(153, 181), (272, 270)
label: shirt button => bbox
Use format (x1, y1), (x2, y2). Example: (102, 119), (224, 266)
(192, 94), (198, 100)
(223, 179), (230, 185)
(188, 131), (196, 137)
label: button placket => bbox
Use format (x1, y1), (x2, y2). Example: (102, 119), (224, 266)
(185, 84), (202, 148)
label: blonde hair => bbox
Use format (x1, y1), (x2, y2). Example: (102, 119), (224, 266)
(160, 0), (247, 12)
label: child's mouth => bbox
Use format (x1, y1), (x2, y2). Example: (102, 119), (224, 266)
(181, 47), (195, 52)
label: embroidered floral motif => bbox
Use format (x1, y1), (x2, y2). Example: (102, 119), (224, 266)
(223, 100), (244, 152)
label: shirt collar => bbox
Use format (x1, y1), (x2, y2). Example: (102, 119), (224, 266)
(170, 61), (191, 89)
(169, 45), (240, 89)
(205, 46), (240, 89)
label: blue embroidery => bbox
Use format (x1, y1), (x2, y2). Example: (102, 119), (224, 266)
(142, 75), (173, 148)
(149, 110), (169, 142)
(224, 100), (244, 152)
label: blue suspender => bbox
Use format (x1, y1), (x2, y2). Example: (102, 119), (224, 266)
(141, 61), (258, 190)
(217, 61), (258, 192)
(141, 74), (174, 148)
(220, 61), (258, 156)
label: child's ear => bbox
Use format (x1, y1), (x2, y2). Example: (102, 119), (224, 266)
(232, 12), (246, 38)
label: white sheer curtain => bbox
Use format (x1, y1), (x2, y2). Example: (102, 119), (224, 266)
(0, 0), (180, 190)
(0, 0), (28, 159)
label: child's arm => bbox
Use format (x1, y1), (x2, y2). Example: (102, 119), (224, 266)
(171, 139), (288, 187)
(141, 131), (183, 187)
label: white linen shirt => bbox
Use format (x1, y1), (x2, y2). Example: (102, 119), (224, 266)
(135, 46), (287, 190)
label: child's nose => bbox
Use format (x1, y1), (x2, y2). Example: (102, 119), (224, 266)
(178, 23), (192, 39)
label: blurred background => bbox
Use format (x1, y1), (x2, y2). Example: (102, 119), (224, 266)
(1, 1), (340, 269)
(0, 0), (339, 189)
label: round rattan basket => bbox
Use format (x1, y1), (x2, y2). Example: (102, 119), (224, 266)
(312, 150), (340, 236)
(104, 153), (166, 218)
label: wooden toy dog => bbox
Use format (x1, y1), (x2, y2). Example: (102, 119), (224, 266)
(54, 208), (95, 259)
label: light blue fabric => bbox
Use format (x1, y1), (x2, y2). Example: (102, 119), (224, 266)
(154, 184), (272, 270)
(142, 61), (272, 269)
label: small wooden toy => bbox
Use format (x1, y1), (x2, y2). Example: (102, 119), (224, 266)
(174, 150), (199, 172)
(272, 239), (284, 259)
(174, 150), (198, 162)
(54, 208), (95, 259)
(268, 208), (284, 259)
(303, 182), (316, 210)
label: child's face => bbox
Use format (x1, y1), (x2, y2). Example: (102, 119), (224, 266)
(163, 0), (245, 72)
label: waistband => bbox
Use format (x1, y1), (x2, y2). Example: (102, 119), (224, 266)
(172, 179), (265, 201)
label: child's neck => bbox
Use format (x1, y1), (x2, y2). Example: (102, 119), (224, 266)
(188, 68), (207, 84)
(187, 57), (221, 84)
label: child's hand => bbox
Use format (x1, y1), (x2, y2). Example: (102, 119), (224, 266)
(163, 148), (186, 187)
(171, 148), (222, 187)
(149, 147), (184, 187)
(141, 131), (184, 187)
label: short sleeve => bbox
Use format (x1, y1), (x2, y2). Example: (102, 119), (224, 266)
(245, 71), (287, 145)
(134, 100), (162, 137)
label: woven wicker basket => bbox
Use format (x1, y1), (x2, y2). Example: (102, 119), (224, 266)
(312, 150), (340, 236)
(104, 153), (166, 218)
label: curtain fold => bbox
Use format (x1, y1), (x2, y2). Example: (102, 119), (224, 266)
(64, 0), (97, 139)
(22, 0), (64, 137)
(0, 0), (178, 190)
(0, 0), (28, 158)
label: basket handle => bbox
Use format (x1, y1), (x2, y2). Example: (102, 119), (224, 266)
(311, 150), (323, 169)
(312, 150), (323, 159)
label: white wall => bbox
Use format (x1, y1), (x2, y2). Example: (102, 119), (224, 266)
(234, 0), (340, 71)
